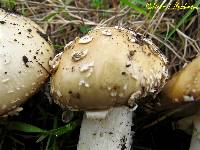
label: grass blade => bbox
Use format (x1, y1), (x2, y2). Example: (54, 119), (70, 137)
(42, 120), (79, 136)
(42, 12), (58, 22)
(53, 44), (64, 50)
(42, 7), (64, 22)
(130, 0), (146, 6)
(6, 120), (79, 136)
(7, 121), (44, 133)
(45, 135), (52, 150)
(36, 135), (48, 143)
(165, 0), (200, 40)
(121, 0), (147, 15)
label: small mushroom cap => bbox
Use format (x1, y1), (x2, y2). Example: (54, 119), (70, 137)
(162, 55), (200, 103)
(0, 9), (54, 116)
(51, 27), (168, 111)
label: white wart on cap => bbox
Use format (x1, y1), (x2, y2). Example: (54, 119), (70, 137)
(0, 9), (54, 116)
(51, 27), (168, 111)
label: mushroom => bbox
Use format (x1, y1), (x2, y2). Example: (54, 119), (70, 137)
(50, 27), (168, 149)
(160, 55), (200, 150)
(0, 9), (54, 116)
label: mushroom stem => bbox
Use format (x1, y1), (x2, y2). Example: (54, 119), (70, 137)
(189, 110), (200, 150)
(176, 115), (194, 135)
(160, 55), (200, 150)
(77, 106), (133, 150)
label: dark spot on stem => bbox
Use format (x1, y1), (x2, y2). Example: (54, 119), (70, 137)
(71, 66), (75, 72)
(119, 135), (127, 150)
(0, 21), (6, 24)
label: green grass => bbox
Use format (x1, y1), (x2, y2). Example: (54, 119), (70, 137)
(165, 0), (200, 40)
(91, 0), (102, 8)
(0, 0), (16, 10)
(121, 0), (148, 16)
(0, 91), (81, 150)
(3, 120), (79, 136)
(53, 44), (65, 50)
(0, 115), (80, 149)
(42, 7), (65, 22)
(79, 25), (91, 34)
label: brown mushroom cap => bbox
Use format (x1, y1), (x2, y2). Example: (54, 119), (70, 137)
(51, 27), (168, 111)
(162, 55), (200, 103)
(0, 9), (54, 116)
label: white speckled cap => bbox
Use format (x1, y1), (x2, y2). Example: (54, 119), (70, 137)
(51, 26), (168, 111)
(0, 9), (54, 116)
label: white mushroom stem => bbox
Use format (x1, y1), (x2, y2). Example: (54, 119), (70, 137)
(175, 108), (200, 150)
(176, 115), (194, 135)
(189, 110), (200, 150)
(77, 106), (133, 150)
(160, 55), (200, 150)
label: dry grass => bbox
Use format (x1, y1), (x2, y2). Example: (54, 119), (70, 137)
(12, 0), (200, 74)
